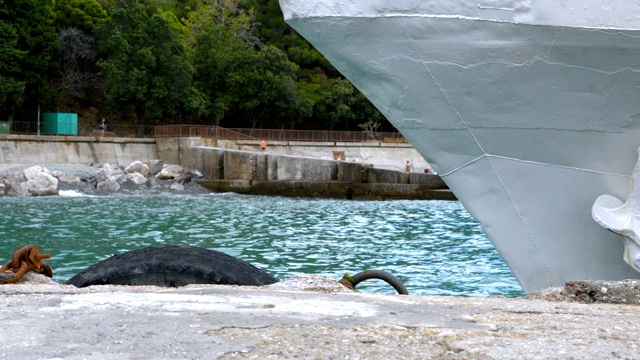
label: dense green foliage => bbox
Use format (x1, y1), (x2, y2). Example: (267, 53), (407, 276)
(95, 0), (206, 130)
(0, 0), (391, 133)
(1, 0), (60, 122)
(54, 0), (108, 32)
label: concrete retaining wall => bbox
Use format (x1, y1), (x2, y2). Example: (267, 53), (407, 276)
(176, 144), (450, 200)
(216, 139), (432, 172)
(198, 179), (454, 200)
(172, 144), (442, 185)
(0, 135), (430, 174)
(0, 135), (157, 167)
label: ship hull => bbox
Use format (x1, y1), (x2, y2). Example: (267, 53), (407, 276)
(281, 1), (640, 292)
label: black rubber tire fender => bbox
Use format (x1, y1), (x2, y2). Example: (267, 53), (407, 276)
(350, 269), (409, 295)
(65, 245), (278, 288)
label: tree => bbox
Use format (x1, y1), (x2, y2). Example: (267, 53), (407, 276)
(54, 0), (108, 33)
(192, 24), (302, 129)
(0, 19), (26, 111)
(192, 24), (244, 125)
(156, 9), (189, 42)
(312, 77), (356, 130)
(58, 27), (97, 99)
(247, 0), (391, 132)
(247, 0), (335, 76)
(95, 0), (206, 133)
(185, 0), (261, 48)
(352, 90), (391, 132)
(0, 0), (59, 122)
(236, 45), (300, 129)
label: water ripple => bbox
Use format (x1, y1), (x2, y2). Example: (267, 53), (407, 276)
(0, 194), (523, 297)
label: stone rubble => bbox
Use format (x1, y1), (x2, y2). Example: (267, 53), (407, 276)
(0, 161), (210, 197)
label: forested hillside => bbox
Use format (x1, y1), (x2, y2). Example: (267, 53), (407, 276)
(0, 0), (392, 133)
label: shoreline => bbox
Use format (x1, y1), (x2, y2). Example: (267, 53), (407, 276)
(0, 163), (213, 197)
(0, 134), (452, 200)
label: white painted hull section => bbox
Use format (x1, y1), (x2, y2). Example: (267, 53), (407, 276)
(280, 0), (640, 292)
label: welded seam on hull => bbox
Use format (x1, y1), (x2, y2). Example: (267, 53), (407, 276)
(440, 154), (633, 178)
(393, 17), (554, 285)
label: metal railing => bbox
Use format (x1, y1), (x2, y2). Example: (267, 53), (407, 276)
(4, 122), (407, 143)
(155, 125), (407, 143)
(5, 121), (156, 138)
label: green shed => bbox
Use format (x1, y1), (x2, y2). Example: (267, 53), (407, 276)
(43, 113), (78, 135)
(0, 122), (9, 134)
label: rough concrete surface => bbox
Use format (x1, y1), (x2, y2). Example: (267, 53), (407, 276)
(0, 275), (639, 360)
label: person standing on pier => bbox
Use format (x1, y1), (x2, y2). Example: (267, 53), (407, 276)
(100, 118), (106, 137)
(405, 160), (413, 172)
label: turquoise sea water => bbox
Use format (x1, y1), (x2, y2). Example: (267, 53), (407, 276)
(0, 194), (524, 297)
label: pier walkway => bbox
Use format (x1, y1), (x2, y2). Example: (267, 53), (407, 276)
(1, 278), (638, 359)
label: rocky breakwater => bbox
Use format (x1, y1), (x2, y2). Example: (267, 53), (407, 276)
(0, 161), (210, 197)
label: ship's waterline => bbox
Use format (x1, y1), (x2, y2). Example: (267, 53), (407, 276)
(0, 194), (523, 297)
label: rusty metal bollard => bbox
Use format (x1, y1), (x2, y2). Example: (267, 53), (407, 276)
(0, 245), (53, 284)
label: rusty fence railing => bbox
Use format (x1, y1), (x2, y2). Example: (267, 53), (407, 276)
(4, 122), (407, 143)
(155, 125), (407, 143)
(6, 121), (156, 138)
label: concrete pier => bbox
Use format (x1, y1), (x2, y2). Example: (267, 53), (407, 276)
(157, 138), (453, 200)
(187, 148), (451, 200)
(1, 279), (639, 359)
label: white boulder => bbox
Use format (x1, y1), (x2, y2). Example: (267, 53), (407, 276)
(127, 172), (148, 185)
(156, 164), (184, 180)
(22, 166), (58, 196)
(145, 160), (164, 176)
(95, 163), (127, 191)
(170, 182), (184, 191)
(58, 175), (81, 184)
(125, 161), (151, 177)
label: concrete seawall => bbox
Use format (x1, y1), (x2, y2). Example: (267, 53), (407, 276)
(0, 134), (157, 167)
(157, 137), (454, 200)
(0, 135), (453, 200)
(216, 139), (432, 173)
